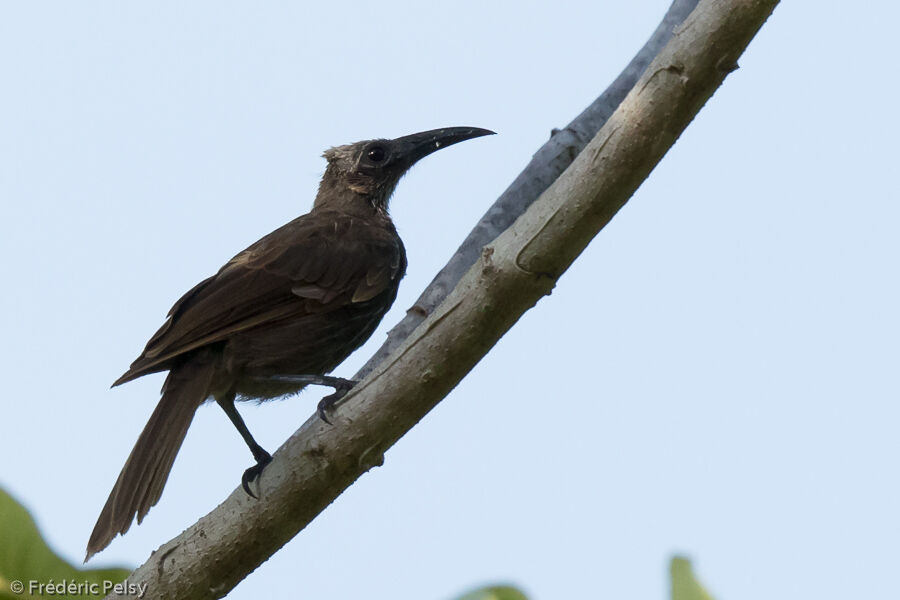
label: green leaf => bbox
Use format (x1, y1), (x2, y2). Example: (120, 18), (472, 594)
(0, 488), (131, 600)
(454, 584), (529, 600)
(671, 556), (715, 600)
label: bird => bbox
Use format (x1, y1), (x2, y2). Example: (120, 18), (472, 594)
(85, 126), (494, 561)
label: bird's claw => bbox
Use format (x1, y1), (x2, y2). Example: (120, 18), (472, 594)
(241, 451), (272, 498)
(316, 380), (356, 425)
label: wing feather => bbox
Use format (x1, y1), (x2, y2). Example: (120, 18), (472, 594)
(114, 210), (405, 385)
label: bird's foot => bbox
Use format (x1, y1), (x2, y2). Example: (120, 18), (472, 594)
(263, 374), (358, 424)
(316, 379), (357, 425)
(241, 449), (272, 498)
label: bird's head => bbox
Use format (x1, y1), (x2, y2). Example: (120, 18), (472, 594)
(316, 127), (495, 212)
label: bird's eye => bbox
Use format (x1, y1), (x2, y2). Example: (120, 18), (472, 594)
(367, 147), (386, 162)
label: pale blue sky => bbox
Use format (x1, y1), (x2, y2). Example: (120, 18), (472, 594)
(2, 2), (899, 599)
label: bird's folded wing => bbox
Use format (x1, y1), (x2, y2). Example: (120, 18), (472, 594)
(114, 212), (403, 385)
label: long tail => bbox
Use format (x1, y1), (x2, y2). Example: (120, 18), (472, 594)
(85, 362), (215, 561)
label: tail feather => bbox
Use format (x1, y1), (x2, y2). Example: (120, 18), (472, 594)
(85, 362), (215, 562)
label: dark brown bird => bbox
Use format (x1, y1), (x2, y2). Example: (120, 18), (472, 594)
(85, 127), (494, 561)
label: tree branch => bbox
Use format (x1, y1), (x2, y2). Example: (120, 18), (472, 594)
(108, 0), (779, 598)
(357, 0), (702, 378)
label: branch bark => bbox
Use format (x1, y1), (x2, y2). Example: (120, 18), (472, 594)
(108, 0), (779, 597)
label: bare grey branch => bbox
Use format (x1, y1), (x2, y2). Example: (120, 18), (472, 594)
(356, 0), (702, 378)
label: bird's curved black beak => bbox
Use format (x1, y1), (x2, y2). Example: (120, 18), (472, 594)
(393, 127), (495, 169)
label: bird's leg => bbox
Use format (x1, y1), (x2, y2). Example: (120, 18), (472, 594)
(262, 374), (358, 425)
(216, 392), (272, 498)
